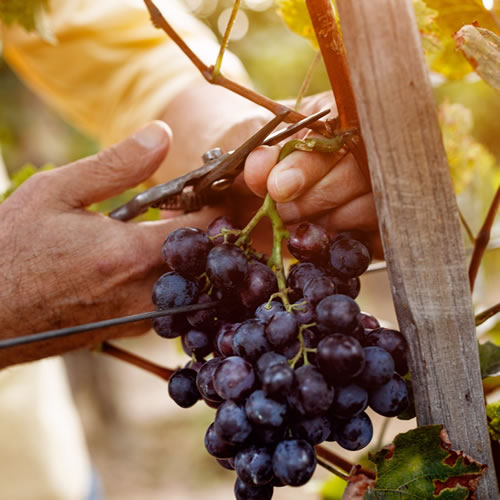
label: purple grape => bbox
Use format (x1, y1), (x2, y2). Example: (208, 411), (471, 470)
(303, 276), (336, 306)
(215, 400), (253, 445)
(213, 356), (255, 401)
(369, 373), (409, 417)
(215, 322), (240, 357)
(290, 414), (331, 445)
(152, 314), (189, 339)
(265, 311), (298, 349)
(336, 412), (373, 451)
(161, 227), (212, 277)
(245, 390), (287, 428)
(331, 383), (368, 418)
(287, 263), (325, 301)
(280, 338), (301, 360)
(359, 312), (380, 330)
(262, 363), (295, 399)
(289, 365), (333, 416)
(272, 439), (316, 487)
(152, 272), (199, 310)
(316, 294), (361, 334)
(357, 346), (395, 388)
(234, 478), (273, 500)
(329, 238), (371, 279)
(329, 275), (361, 299)
(291, 300), (315, 324)
(217, 457), (235, 470)
(208, 216), (240, 245)
(253, 424), (287, 446)
(361, 328), (409, 375)
(240, 261), (278, 310)
(196, 358), (223, 402)
(181, 328), (213, 360)
(255, 301), (284, 324)
(204, 422), (239, 458)
(206, 244), (249, 290)
(287, 223), (330, 264)
(235, 446), (275, 486)
(317, 334), (365, 382)
(186, 293), (217, 329)
(233, 320), (271, 363)
(256, 352), (288, 380)
(168, 368), (201, 408)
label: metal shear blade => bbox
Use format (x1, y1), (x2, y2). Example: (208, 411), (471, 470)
(109, 108), (330, 221)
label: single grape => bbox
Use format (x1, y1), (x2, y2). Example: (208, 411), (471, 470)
(168, 368), (201, 408)
(161, 227), (212, 277)
(287, 223), (330, 264)
(213, 356), (256, 401)
(255, 301), (285, 324)
(215, 400), (253, 445)
(316, 294), (361, 334)
(152, 272), (199, 310)
(187, 293), (217, 329)
(215, 322), (240, 357)
(265, 311), (298, 349)
(208, 215), (240, 245)
(291, 300), (315, 324)
(330, 383), (368, 418)
(234, 478), (273, 500)
(280, 338), (301, 360)
(217, 457), (235, 471)
(181, 328), (213, 360)
(287, 262), (325, 301)
(233, 320), (271, 363)
(272, 439), (316, 487)
(328, 275), (361, 299)
(361, 328), (409, 375)
(316, 334), (365, 382)
(206, 244), (249, 290)
(369, 373), (409, 417)
(204, 422), (239, 459)
(357, 346), (395, 388)
(329, 238), (371, 279)
(331, 230), (373, 258)
(234, 446), (274, 486)
(196, 358), (223, 402)
(152, 314), (189, 339)
(303, 276), (336, 307)
(256, 352), (288, 380)
(240, 261), (278, 310)
(290, 414), (331, 445)
(253, 424), (287, 447)
(289, 365), (334, 416)
(336, 412), (373, 451)
(245, 390), (287, 428)
(359, 312), (380, 330)
(262, 363), (295, 399)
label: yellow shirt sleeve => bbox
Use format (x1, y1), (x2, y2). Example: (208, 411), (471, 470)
(1, 0), (250, 146)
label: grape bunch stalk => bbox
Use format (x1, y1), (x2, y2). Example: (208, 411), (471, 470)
(151, 194), (409, 499)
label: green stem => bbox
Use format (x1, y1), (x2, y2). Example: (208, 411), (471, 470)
(212, 0), (241, 79)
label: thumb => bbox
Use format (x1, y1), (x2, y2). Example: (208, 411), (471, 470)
(55, 121), (171, 208)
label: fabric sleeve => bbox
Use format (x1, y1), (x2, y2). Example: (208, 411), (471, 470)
(1, 0), (250, 146)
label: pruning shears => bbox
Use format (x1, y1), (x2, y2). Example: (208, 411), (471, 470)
(109, 109), (331, 221)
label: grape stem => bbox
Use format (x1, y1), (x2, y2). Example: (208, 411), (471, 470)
(99, 341), (174, 381)
(476, 302), (500, 327)
(212, 0), (240, 79)
(316, 456), (349, 481)
(315, 445), (375, 479)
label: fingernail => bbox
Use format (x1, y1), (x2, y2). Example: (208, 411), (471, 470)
(274, 169), (304, 201)
(133, 121), (170, 149)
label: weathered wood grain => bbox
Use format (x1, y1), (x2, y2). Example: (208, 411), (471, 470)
(335, 0), (498, 496)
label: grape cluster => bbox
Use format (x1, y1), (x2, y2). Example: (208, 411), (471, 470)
(152, 217), (409, 499)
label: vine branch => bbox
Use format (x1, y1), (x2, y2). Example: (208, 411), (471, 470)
(476, 302), (500, 327)
(469, 185), (500, 291)
(143, 0), (328, 136)
(315, 445), (376, 479)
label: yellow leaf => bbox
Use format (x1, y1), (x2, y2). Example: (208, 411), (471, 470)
(276, 0), (318, 49)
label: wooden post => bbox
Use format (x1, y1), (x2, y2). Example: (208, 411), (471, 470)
(335, 0), (498, 497)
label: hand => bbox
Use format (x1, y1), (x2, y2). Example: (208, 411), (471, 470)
(0, 121), (221, 367)
(243, 92), (382, 256)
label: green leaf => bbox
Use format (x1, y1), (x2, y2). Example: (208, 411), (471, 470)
(486, 400), (500, 441)
(0, 0), (50, 32)
(364, 425), (487, 499)
(455, 25), (500, 92)
(478, 341), (500, 378)
(276, 0), (319, 49)
(420, 0), (500, 79)
(413, 0), (443, 64)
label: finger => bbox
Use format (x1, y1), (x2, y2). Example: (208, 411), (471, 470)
(276, 154), (370, 223)
(244, 145), (280, 198)
(266, 147), (344, 203)
(312, 193), (378, 232)
(53, 121), (171, 208)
